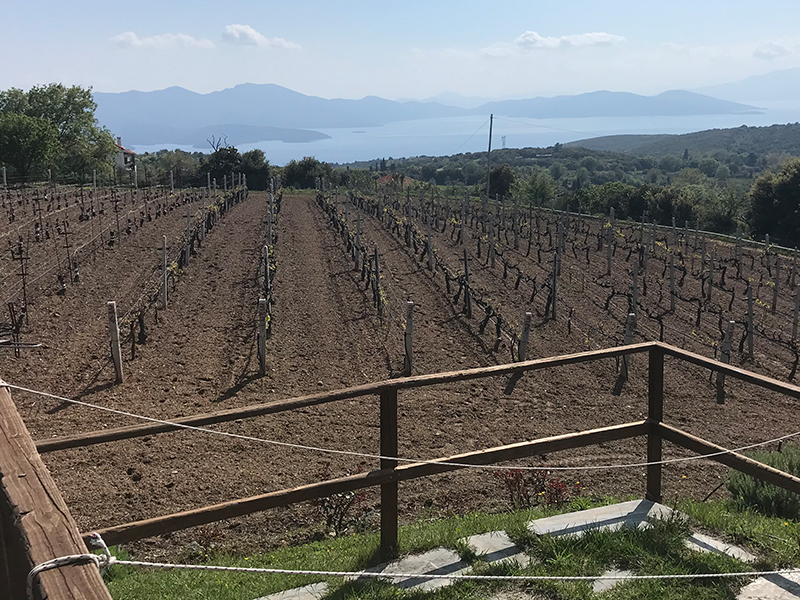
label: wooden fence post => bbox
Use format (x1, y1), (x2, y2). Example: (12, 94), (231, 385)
(518, 312), (532, 361)
(404, 302), (414, 376)
(107, 301), (123, 384)
(646, 346), (664, 502)
(258, 298), (267, 376)
(716, 320), (735, 404)
(380, 388), (398, 558)
(162, 235), (168, 309)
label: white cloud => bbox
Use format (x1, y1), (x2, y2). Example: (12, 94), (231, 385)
(111, 31), (214, 49)
(754, 41), (791, 60)
(483, 31), (626, 56)
(221, 24), (300, 50)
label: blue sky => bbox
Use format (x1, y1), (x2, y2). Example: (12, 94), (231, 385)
(2, 0), (800, 98)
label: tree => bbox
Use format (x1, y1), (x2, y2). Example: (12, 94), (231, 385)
(0, 113), (60, 179)
(282, 157), (332, 189)
(513, 171), (558, 208)
(0, 84), (116, 181)
(201, 147), (241, 185)
(749, 158), (800, 244)
(240, 149), (271, 190)
(487, 163), (516, 198)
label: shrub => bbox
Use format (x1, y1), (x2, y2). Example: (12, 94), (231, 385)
(726, 443), (800, 519)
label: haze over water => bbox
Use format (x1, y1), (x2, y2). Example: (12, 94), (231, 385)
(130, 101), (800, 166)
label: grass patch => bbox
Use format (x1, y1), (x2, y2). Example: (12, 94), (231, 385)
(725, 442), (800, 520)
(104, 497), (794, 600)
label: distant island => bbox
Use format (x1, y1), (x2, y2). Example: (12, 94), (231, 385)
(93, 83), (759, 149)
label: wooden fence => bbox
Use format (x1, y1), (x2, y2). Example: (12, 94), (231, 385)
(4, 341), (800, 598)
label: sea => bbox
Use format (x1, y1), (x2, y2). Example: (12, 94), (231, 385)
(129, 101), (800, 166)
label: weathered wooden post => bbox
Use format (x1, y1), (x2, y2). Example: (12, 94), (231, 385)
(107, 301), (123, 384)
(426, 217), (434, 271)
(747, 286), (754, 358)
(669, 253), (676, 312)
(264, 245), (271, 296)
(463, 248), (472, 318)
(716, 320), (735, 404)
(404, 301), (414, 376)
(551, 250), (558, 320)
(380, 388), (399, 557)
(207, 172), (211, 197)
(793, 286), (800, 346)
(488, 213), (495, 268)
(646, 345), (664, 502)
(460, 193), (466, 245)
(620, 312), (636, 380)
(671, 216), (677, 249)
(631, 267), (639, 314)
(606, 220), (613, 276)
(184, 206), (191, 265)
(518, 312), (532, 361)
(170, 169), (174, 194)
(772, 256), (781, 314)
(258, 298), (267, 376)
(162, 236), (168, 308)
(374, 246), (383, 317)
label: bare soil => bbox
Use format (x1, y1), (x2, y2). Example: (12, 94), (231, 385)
(1, 191), (797, 560)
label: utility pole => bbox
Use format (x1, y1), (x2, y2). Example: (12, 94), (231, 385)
(483, 114), (493, 231)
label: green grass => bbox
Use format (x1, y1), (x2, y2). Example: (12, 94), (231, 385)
(104, 497), (797, 600)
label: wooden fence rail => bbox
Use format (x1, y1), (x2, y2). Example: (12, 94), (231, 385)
(5, 341), (800, 598)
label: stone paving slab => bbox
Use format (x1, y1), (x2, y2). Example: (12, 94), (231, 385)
(592, 569), (634, 594)
(465, 531), (533, 567)
(360, 547), (471, 592)
(687, 532), (757, 562)
(255, 581), (329, 600)
(737, 570), (800, 599)
(528, 500), (673, 537)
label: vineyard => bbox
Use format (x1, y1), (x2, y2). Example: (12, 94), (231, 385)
(2, 180), (800, 567)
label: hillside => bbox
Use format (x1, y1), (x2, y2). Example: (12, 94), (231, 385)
(565, 123), (800, 157)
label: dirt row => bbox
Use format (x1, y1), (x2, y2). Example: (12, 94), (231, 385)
(3, 191), (797, 562)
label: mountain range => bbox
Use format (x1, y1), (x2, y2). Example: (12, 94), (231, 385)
(94, 84), (758, 149)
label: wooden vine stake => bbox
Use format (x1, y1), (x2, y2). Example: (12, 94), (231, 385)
(518, 312), (532, 361)
(747, 286), (754, 358)
(669, 253), (676, 312)
(463, 248), (472, 318)
(614, 312), (636, 395)
(404, 301), (414, 376)
(107, 301), (123, 384)
(374, 246), (383, 318)
(488, 213), (495, 268)
(772, 256), (781, 314)
(551, 250), (558, 320)
(793, 285), (800, 346)
(426, 217), (434, 271)
(162, 235), (168, 309)
(258, 298), (267, 376)
(716, 320), (735, 404)
(606, 220), (612, 276)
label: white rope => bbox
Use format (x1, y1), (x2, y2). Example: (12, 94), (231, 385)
(26, 534), (800, 586)
(26, 534), (112, 600)
(5, 381), (800, 472)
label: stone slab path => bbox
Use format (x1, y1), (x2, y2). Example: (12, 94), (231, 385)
(255, 500), (777, 600)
